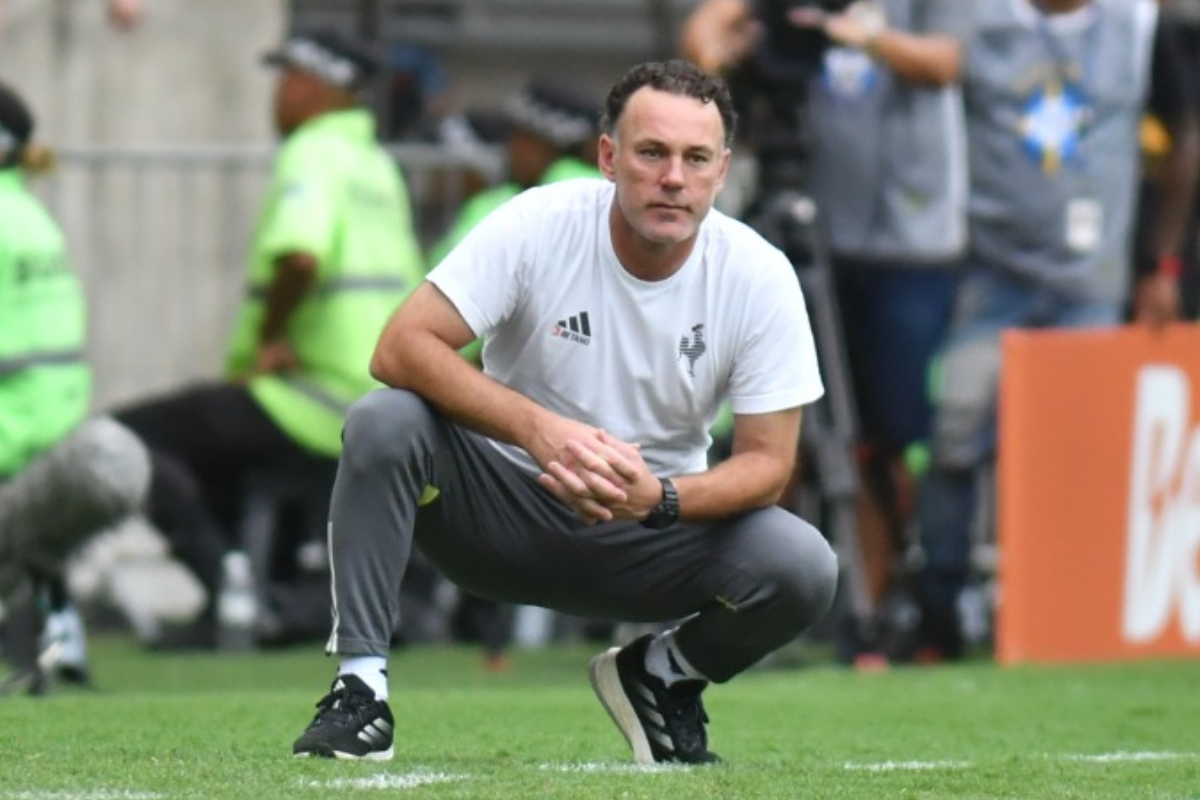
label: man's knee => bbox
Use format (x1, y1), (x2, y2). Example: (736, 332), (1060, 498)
(746, 515), (839, 629)
(341, 389), (435, 468)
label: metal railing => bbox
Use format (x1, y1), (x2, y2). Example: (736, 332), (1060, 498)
(38, 141), (503, 411)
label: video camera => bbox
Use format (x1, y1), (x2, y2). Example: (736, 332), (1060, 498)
(733, 0), (855, 199)
(751, 0), (857, 84)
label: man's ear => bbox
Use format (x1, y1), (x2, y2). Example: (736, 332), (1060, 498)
(597, 133), (618, 181)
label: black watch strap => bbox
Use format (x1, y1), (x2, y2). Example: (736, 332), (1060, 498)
(641, 478), (680, 529)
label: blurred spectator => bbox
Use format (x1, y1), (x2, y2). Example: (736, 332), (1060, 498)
(914, 0), (1200, 660)
(426, 110), (520, 271)
(427, 77), (604, 268)
(111, 29), (426, 650)
(383, 43), (452, 141)
(682, 0), (973, 667)
(1137, 0), (1200, 318)
(0, 80), (150, 688)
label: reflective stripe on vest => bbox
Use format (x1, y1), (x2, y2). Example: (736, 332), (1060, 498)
(283, 375), (352, 414)
(0, 348), (86, 377)
(246, 275), (408, 301)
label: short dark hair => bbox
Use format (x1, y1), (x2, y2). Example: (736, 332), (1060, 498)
(600, 60), (737, 148)
(0, 80), (34, 167)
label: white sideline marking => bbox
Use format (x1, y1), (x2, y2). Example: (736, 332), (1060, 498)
(1061, 751), (1194, 764)
(843, 760), (971, 772)
(2, 792), (164, 800)
(540, 762), (686, 774)
(305, 771), (460, 790)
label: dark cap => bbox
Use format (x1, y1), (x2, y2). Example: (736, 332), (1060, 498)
(503, 78), (600, 149)
(438, 108), (514, 149)
(262, 29), (381, 91)
(0, 81), (33, 161)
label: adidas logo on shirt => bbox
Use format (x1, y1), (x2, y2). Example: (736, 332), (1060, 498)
(552, 311), (592, 345)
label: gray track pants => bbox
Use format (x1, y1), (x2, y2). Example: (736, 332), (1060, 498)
(327, 389), (838, 683)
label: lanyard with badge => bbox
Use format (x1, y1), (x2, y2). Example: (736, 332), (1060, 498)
(1034, 7), (1103, 254)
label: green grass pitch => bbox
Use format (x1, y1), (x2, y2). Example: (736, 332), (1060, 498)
(1, 636), (1197, 799)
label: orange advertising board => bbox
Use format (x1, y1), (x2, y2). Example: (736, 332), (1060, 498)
(997, 324), (1200, 665)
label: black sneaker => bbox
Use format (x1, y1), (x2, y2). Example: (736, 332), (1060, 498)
(588, 634), (721, 765)
(292, 674), (394, 761)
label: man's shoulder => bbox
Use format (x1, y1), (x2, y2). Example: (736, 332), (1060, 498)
(701, 207), (789, 265)
(521, 176), (610, 203)
(504, 177), (611, 223)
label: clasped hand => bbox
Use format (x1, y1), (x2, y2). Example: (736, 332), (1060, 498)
(534, 425), (659, 525)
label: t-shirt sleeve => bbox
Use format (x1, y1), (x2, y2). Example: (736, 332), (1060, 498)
(727, 250), (825, 415)
(425, 192), (532, 337)
(255, 140), (338, 273)
(917, 0), (974, 41)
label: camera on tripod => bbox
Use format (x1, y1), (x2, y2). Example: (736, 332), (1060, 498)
(734, 0), (856, 261)
(752, 0), (858, 80)
(730, 0), (855, 201)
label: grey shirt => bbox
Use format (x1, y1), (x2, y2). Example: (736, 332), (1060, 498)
(806, 0), (972, 265)
(965, 0), (1157, 302)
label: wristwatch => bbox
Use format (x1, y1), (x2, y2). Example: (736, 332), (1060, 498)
(641, 478), (680, 529)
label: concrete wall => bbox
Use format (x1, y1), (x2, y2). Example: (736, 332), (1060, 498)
(0, 0), (283, 146)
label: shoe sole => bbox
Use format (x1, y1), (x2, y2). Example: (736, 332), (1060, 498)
(588, 647), (655, 765)
(294, 746), (394, 761)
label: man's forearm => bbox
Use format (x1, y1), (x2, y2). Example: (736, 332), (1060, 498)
(260, 253), (317, 343)
(371, 329), (545, 450)
(1148, 115), (1200, 262)
(870, 30), (962, 87)
(672, 448), (795, 521)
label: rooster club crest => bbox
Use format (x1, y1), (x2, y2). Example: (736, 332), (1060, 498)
(678, 323), (707, 377)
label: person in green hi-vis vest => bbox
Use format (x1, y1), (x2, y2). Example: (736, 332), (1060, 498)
(0, 82), (150, 690)
(113, 30), (424, 650)
(428, 79), (604, 270)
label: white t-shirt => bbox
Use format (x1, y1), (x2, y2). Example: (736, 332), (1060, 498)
(428, 178), (824, 476)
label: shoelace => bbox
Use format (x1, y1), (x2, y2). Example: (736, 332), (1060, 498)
(312, 686), (377, 726)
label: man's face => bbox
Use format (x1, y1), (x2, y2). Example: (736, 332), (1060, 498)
(599, 87), (729, 248)
(272, 67), (323, 136)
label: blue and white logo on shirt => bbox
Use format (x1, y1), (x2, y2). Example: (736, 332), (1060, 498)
(820, 47), (879, 102)
(1019, 81), (1091, 173)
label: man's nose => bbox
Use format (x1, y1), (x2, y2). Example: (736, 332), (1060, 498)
(660, 156), (685, 188)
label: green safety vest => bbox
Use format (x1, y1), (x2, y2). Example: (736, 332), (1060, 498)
(225, 109), (425, 456)
(428, 157), (601, 269)
(539, 156), (601, 185)
(0, 168), (90, 477)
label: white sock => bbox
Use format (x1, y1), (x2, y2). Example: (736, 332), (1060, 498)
(645, 630), (707, 686)
(339, 656), (389, 700)
(44, 606), (88, 668)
